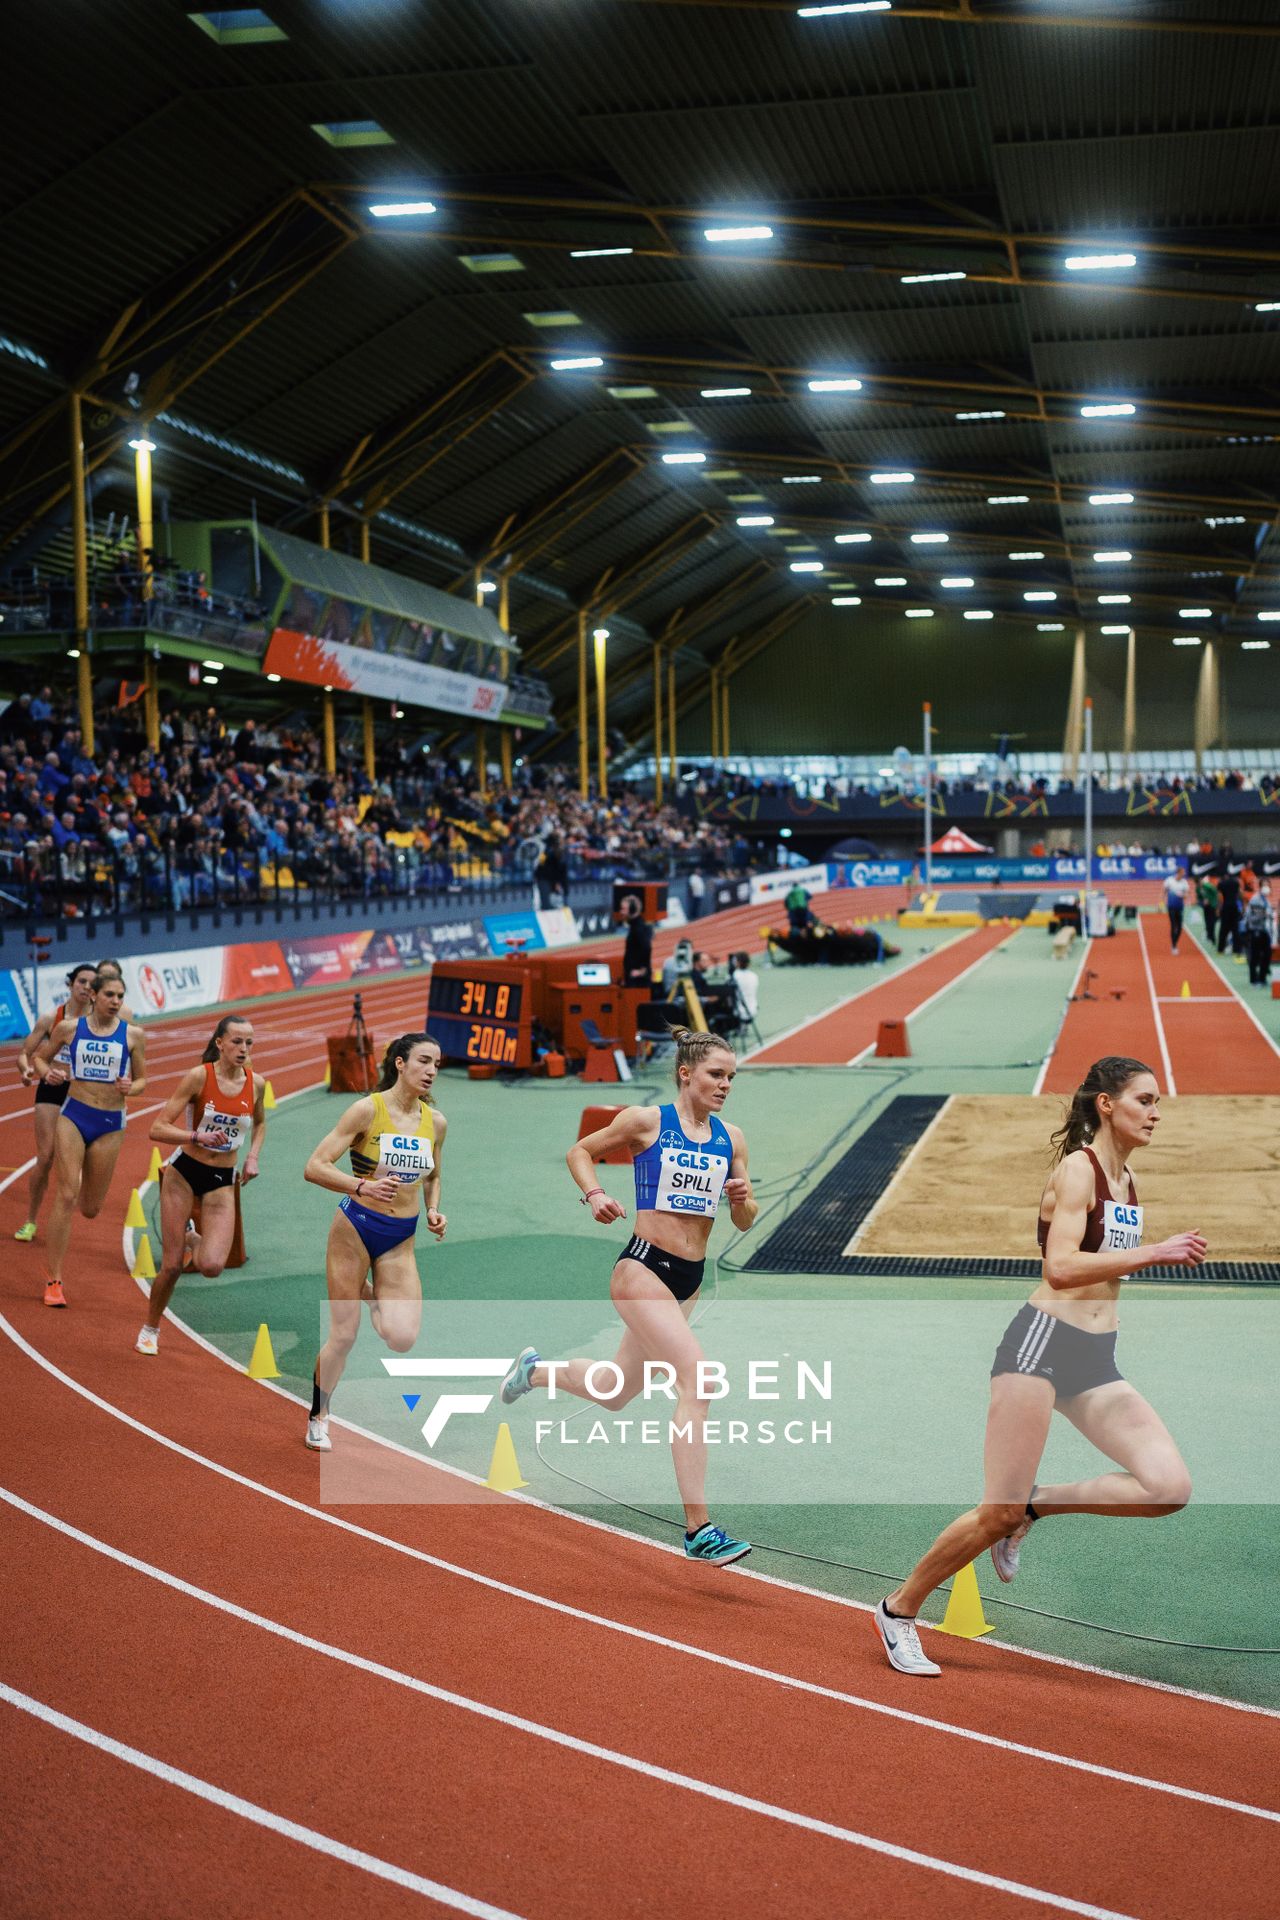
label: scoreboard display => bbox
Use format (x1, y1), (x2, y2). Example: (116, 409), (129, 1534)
(426, 960), (533, 1068)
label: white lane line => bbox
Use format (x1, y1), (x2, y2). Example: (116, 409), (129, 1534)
(0, 1493), (1143, 1919)
(846, 928), (1013, 1065)
(0, 1680), (524, 1919)
(1134, 918), (1177, 1096)
(1032, 937), (1093, 1097)
(4, 1112), (1277, 1729)
(1184, 929), (1280, 1064)
(740, 933), (965, 1064)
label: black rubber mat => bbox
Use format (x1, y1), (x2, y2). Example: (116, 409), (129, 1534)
(832, 1256), (1280, 1286)
(743, 1094), (946, 1273)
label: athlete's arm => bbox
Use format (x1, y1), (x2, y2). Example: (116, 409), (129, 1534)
(303, 1098), (398, 1204)
(723, 1123), (757, 1233)
(422, 1110), (447, 1240)
(121, 1025), (146, 1099)
(31, 1017), (74, 1083)
(150, 1067), (225, 1150)
(1043, 1154), (1206, 1289)
(18, 1010), (53, 1085)
(242, 1080), (268, 1181)
(566, 1105), (658, 1224)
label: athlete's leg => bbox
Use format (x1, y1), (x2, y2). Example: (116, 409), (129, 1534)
(189, 1185), (237, 1278)
(887, 1372), (1055, 1617)
(44, 1116), (88, 1287)
(368, 1238), (424, 1354)
(147, 1162), (198, 1328)
(610, 1270), (712, 1532)
(23, 1102), (59, 1227)
(76, 1126), (125, 1220)
(1032, 1379), (1192, 1516)
(312, 1209), (369, 1408)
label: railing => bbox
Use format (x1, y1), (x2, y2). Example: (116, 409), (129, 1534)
(0, 833), (680, 932)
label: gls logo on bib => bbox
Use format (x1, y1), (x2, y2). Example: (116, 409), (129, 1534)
(654, 1147), (727, 1216)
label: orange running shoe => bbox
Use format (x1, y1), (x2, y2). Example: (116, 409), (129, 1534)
(43, 1278), (67, 1308)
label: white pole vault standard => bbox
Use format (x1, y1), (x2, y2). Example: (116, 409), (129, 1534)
(923, 701), (933, 894)
(1082, 695), (1093, 933)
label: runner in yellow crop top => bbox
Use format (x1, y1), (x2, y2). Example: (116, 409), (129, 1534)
(301, 1032), (447, 1451)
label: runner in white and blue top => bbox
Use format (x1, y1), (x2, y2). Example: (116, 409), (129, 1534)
(502, 1027), (758, 1566)
(32, 971), (146, 1309)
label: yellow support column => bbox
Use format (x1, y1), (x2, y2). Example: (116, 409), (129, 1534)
(653, 647), (664, 805)
(68, 392), (94, 758)
(667, 651), (676, 786)
(318, 504), (330, 549)
(144, 654), (160, 751)
(476, 727), (489, 801)
(359, 519), (371, 565)
(131, 431), (155, 601)
(362, 696), (375, 782)
(594, 626), (608, 799)
(498, 571), (513, 791)
(721, 675), (730, 761)
(577, 612), (589, 799)
(322, 690), (336, 774)
(710, 667), (720, 760)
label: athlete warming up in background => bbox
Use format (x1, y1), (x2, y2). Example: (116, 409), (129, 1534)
(140, 1014), (267, 1355)
(503, 1028), (757, 1566)
(874, 1054), (1206, 1678)
(302, 1033), (446, 1452)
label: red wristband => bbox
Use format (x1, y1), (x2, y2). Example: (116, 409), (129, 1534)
(581, 1187), (605, 1205)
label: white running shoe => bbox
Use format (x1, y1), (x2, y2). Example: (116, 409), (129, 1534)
(135, 1325), (159, 1356)
(990, 1514), (1035, 1584)
(304, 1416), (332, 1452)
(873, 1599), (941, 1677)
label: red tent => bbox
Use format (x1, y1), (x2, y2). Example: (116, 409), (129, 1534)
(927, 825), (992, 854)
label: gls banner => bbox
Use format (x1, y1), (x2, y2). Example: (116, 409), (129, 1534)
(749, 863), (829, 905)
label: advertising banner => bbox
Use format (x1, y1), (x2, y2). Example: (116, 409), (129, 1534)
(535, 907), (581, 949)
(711, 877), (752, 912)
(264, 629), (508, 720)
(749, 863), (830, 906)
(220, 940), (291, 1001)
(830, 855), (1186, 889)
(0, 969), (34, 1042)
(121, 946), (227, 1017)
(483, 910), (544, 956)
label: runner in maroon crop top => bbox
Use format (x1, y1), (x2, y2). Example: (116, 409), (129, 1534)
(873, 1054), (1208, 1679)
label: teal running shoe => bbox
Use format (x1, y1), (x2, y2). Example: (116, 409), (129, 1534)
(501, 1346), (540, 1405)
(684, 1523), (751, 1567)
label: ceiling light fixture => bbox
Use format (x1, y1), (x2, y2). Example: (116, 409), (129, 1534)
(549, 355), (603, 371)
(1252, 301), (1280, 313)
(1257, 611), (1280, 622)
(900, 270), (966, 284)
(964, 610), (994, 620)
(1097, 594), (1131, 605)
(987, 494), (1029, 505)
(1008, 551), (1044, 561)
(661, 450), (706, 465)
(910, 532), (948, 544)
(1179, 608), (1212, 619)
(704, 224), (773, 243)
(570, 246), (633, 258)
(1081, 403), (1136, 418)
(790, 560), (824, 572)
(807, 376), (863, 392)
(870, 471), (914, 485)
(736, 514), (775, 527)
(1172, 636), (1202, 647)
(874, 576), (907, 586)
(1024, 591), (1056, 602)
(1089, 491), (1134, 504)
(1100, 625), (1132, 635)
(701, 386), (752, 398)
(904, 608), (934, 617)
(1242, 639), (1272, 649)
(796, 1), (891, 15)
(1037, 623), (1065, 632)
(782, 474), (822, 484)
(368, 200), (436, 218)
(1093, 550), (1131, 563)
(940, 576), (974, 588)
(1064, 252), (1137, 271)
(956, 410), (1005, 420)
(128, 436), (157, 453)
(830, 596), (862, 606)
(834, 532), (872, 544)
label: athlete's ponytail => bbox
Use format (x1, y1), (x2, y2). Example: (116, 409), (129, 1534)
(670, 1025), (735, 1088)
(201, 1014), (252, 1064)
(1049, 1055), (1153, 1161)
(377, 1031), (438, 1093)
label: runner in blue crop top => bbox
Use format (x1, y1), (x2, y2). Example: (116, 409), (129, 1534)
(502, 1027), (759, 1566)
(32, 970), (147, 1308)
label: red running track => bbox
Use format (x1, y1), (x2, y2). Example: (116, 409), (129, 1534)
(747, 924), (1011, 1066)
(1040, 922), (1280, 1096)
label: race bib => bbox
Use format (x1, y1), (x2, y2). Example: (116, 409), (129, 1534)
(199, 1101), (248, 1152)
(75, 1037), (123, 1083)
(1102, 1199), (1143, 1253)
(376, 1131), (434, 1183)
(652, 1147), (728, 1217)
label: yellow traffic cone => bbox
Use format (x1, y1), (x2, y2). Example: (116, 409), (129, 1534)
(934, 1559), (995, 1638)
(125, 1188), (147, 1230)
(322, 1059), (331, 1089)
(262, 1079), (277, 1110)
(246, 1322), (280, 1380)
(1180, 980), (1191, 999)
(485, 1422), (528, 1493)
(131, 1232), (156, 1282)
(146, 1145), (163, 1183)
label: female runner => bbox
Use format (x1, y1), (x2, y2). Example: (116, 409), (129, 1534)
(32, 971), (147, 1307)
(503, 1028), (758, 1565)
(302, 1033), (447, 1451)
(874, 1054), (1207, 1677)
(140, 1014), (267, 1355)
(14, 963), (97, 1243)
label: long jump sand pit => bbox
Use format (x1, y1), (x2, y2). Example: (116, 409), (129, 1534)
(851, 1095), (1280, 1264)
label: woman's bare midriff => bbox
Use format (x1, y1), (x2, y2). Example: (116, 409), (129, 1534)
(1032, 1180), (1122, 1330)
(628, 1208), (716, 1263)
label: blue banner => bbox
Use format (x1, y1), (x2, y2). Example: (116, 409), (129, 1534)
(0, 970), (33, 1042)
(831, 855), (1185, 889)
(483, 910), (545, 956)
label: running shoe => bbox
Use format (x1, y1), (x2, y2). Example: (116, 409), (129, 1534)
(501, 1346), (540, 1405)
(683, 1523), (751, 1567)
(14, 1221), (36, 1243)
(43, 1279), (67, 1308)
(873, 1599), (941, 1677)
(135, 1325), (159, 1356)
(304, 1415), (332, 1452)
(990, 1513), (1036, 1584)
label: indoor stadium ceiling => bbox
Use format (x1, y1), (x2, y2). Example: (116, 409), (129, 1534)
(2, 0), (1279, 742)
